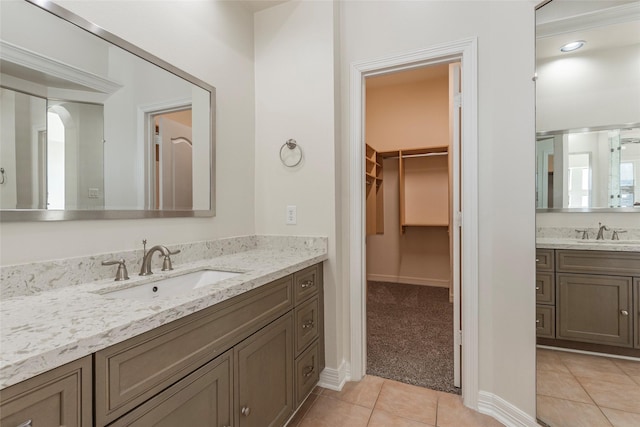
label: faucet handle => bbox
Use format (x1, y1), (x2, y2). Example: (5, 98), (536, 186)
(102, 259), (130, 281)
(575, 229), (589, 240)
(612, 230), (627, 240)
(160, 249), (180, 271)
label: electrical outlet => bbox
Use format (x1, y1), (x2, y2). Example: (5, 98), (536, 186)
(88, 188), (99, 198)
(286, 205), (297, 225)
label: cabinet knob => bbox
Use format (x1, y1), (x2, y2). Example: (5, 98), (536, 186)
(300, 280), (314, 289)
(302, 320), (314, 329)
(536, 319), (541, 324)
(621, 310), (629, 316)
(303, 366), (315, 377)
(16, 421), (32, 427)
(241, 406), (251, 416)
(535, 259), (540, 263)
(535, 286), (541, 291)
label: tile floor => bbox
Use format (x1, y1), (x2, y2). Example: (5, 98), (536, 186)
(536, 348), (640, 427)
(287, 375), (503, 427)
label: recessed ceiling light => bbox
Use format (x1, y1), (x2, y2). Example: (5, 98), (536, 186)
(560, 40), (586, 53)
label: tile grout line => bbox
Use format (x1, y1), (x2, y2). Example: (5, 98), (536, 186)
(366, 379), (385, 426)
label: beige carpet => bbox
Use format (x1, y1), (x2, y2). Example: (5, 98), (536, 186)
(366, 281), (460, 394)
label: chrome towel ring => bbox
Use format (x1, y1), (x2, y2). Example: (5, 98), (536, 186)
(279, 139), (303, 167)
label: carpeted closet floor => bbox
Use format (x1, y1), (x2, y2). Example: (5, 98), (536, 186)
(366, 281), (461, 395)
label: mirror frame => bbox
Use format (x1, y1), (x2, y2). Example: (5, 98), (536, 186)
(534, 0), (639, 214)
(0, 0), (216, 221)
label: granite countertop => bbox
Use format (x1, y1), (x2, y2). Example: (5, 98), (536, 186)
(536, 238), (640, 252)
(0, 242), (328, 389)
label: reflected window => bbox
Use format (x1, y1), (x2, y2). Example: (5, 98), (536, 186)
(47, 112), (65, 209)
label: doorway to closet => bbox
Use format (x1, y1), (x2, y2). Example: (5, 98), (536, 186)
(364, 62), (461, 395)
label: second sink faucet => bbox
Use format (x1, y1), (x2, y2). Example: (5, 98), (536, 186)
(596, 222), (609, 240)
(139, 240), (181, 276)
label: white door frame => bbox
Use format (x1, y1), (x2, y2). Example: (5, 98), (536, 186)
(348, 37), (479, 408)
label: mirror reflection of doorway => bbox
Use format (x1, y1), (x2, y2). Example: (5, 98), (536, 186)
(150, 109), (193, 210)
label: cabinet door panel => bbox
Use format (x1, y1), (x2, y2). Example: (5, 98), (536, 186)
(295, 341), (320, 407)
(235, 313), (293, 427)
(557, 273), (633, 347)
(0, 356), (92, 427)
(110, 351), (232, 427)
(293, 264), (320, 304)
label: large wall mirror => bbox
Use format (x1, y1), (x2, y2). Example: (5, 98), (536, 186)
(535, 0), (639, 212)
(0, 0), (215, 220)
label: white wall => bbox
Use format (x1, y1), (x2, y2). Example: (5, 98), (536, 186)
(253, 0), (341, 373)
(339, 0), (537, 419)
(0, 0), (256, 266)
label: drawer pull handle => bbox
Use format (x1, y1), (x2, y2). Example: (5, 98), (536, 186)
(621, 310), (629, 316)
(535, 287), (541, 291)
(536, 319), (541, 324)
(303, 366), (315, 377)
(241, 406), (251, 416)
(302, 320), (314, 329)
(16, 421), (32, 427)
(535, 259), (540, 263)
(300, 280), (314, 289)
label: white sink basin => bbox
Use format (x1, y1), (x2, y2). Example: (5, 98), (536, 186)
(102, 269), (241, 300)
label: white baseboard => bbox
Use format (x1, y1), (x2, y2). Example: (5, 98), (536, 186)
(367, 274), (450, 288)
(477, 391), (539, 427)
(317, 359), (349, 391)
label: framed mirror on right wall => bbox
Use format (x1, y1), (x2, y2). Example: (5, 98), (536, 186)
(535, 2), (640, 427)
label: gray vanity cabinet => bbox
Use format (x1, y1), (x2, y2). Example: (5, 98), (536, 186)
(0, 356), (92, 427)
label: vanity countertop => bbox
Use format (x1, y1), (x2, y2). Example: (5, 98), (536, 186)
(536, 238), (640, 252)
(0, 242), (328, 389)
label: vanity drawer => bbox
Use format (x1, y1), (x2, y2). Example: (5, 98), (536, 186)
(536, 305), (555, 339)
(109, 351), (232, 427)
(556, 250), (640, 276)
(294, 264), (321, 304)
(95, 275), (293, 426)
(295, 341), (320, 407)
(0, 356), (92, 427)
(536, 272), (555, 305)
(294, 296), (320, 356)
(536, 249), (554, 272)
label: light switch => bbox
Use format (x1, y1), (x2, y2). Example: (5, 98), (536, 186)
(286, 205), (297, 225)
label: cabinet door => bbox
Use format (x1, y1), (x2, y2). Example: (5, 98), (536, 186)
(235, 313), (294, 427)
(0, 356), (92, 427)
(109, 351), (232, 427)
(557, 273), (633, 347)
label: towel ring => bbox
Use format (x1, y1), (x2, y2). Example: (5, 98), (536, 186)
(279, 139), (303, 167)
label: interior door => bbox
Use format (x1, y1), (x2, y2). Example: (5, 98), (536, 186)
(450, 62), (462, 389)
(158, 117), (193, 210)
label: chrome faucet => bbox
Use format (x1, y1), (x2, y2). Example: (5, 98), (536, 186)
(139, 244), (181, 276)
(596, 222), (609, 240)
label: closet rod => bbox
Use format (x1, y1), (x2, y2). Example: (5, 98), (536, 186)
(385, 152), (448, 159)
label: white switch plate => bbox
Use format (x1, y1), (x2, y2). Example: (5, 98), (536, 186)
(286, 205), (297, 225)
(88, 188), (99, 198)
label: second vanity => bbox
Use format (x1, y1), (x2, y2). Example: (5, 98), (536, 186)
(536, 236), (640, 355)
(0, 235), (328, 427)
